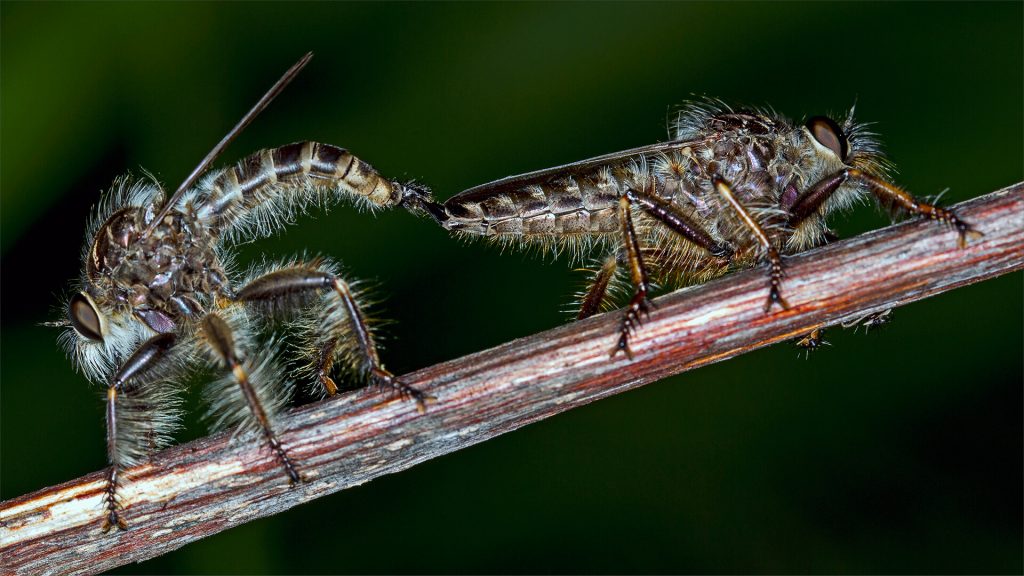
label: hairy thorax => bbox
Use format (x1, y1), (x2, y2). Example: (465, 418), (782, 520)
(655, 122), (816, 251)
(87, 206), (228, 321)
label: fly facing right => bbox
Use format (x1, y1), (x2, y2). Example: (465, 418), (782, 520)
(411, 101), (981, 357)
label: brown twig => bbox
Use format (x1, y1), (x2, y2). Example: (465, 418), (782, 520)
(1, 184), (1022, 576)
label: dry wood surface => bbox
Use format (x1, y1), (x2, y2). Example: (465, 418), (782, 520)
(1, 183), (1022, 576)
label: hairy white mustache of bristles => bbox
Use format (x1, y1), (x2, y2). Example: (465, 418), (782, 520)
(59, 308), (150, 385)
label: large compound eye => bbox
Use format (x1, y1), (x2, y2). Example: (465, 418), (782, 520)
(69, 292), (104, 342)
(806, 116), (848, 160)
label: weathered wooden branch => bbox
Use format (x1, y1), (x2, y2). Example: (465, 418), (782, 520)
(2, 183), (1022, 576)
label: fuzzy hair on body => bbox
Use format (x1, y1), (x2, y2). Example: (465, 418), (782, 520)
(57, 138), (431, 531)
(428, 99), (975, 352)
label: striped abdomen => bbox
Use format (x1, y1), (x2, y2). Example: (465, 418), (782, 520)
(442, 166), (629, 238)
(195, 141), (403, 233)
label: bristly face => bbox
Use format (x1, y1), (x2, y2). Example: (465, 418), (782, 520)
(60, 177), (166, 383)
(673, 99), (892, 181)
(670, 99), (895, 252)
(427, 97), (979, 360)
(48, 53), (445, 532)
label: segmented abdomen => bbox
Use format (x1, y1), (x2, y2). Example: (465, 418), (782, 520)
(442, 166), (629, 237)
(195, 141), (401, 232)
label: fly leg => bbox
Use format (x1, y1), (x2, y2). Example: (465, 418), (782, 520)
(102, 333), (178, 532)
(626, 189), (734, 260)
(608, 184), (732, 357)
(199, 313), (301, 483)
(713, 176), (789, 312)
(581, 189), (734, 324)
(789, 169), (981, 247)
(610, 194), (653, 359)
(577, 253), (620, 321)
(234, 261), (432, 410)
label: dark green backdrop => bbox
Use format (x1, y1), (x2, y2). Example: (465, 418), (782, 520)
(2, 2), (1021, 573)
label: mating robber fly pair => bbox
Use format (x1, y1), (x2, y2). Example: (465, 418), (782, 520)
(54, 53), (979, 532)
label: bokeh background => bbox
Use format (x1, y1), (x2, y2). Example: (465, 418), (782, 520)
(2, 2), (1021, 573)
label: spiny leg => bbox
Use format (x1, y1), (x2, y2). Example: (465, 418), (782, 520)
(102, 386), (127, 533)
(578, 182), (731, 321)
(626, 188), (733, 259)
(789, 168), (981, 247)
(577, 253), (619, 321)
(102, 333), (178, 532)
(234, 262), (431, 410)
(795, 308), (893, 357)
(590, 187), (735, 332)
(611, 194), (653, 359)
(330, 277), (431, 410)
(200, 313), (300, 483)
(713, 176), (789, 312)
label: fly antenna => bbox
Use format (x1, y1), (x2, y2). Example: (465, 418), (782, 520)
(142, 52), (314, 237)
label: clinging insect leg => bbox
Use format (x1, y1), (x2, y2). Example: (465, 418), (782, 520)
(199, 313), (300, 483)
(329, 277), (432, 409)
(102, 333), (178, 532)
(788, 168), (981, 247)
(712, 176), (789, 312)
(587, 189), (732, 325)
(580, 188), (734, 329)
(626, 189), (733, 259)
(611, 194), (654, 359)
(577, 253), (619, 321)
(233, 261), (432, 409)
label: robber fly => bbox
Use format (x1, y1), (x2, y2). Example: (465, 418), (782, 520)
(413, 100), (981, 356)
(54, 53), (434, 532)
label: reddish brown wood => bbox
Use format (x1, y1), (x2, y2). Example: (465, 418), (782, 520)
(1, 183), (1021, 576)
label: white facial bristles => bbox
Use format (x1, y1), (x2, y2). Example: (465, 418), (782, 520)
(61, 308), (150, 385)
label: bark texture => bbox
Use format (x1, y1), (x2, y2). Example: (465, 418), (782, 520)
(1, 183), (1022, 576)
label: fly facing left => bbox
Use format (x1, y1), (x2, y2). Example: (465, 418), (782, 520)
(55, 54), (435, 532)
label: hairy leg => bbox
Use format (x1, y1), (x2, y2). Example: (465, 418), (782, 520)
(713, 176), (788, 311)
(234, 261), (431, 409)
(199, 313), (300, 483)
(102, 333), (178, 532)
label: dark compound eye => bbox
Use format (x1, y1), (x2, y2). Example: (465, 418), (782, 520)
(806, 116), (848, 160)
(69, 292), (104, 342)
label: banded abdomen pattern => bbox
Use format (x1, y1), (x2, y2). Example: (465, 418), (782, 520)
(193, 141), (404, 238)
(442, 165), (631, 239)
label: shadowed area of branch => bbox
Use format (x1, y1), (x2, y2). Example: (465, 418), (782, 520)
(1, 183), (1021, 576)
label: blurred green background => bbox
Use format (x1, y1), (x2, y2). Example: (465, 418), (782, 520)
(2, 2), (1021, 573)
